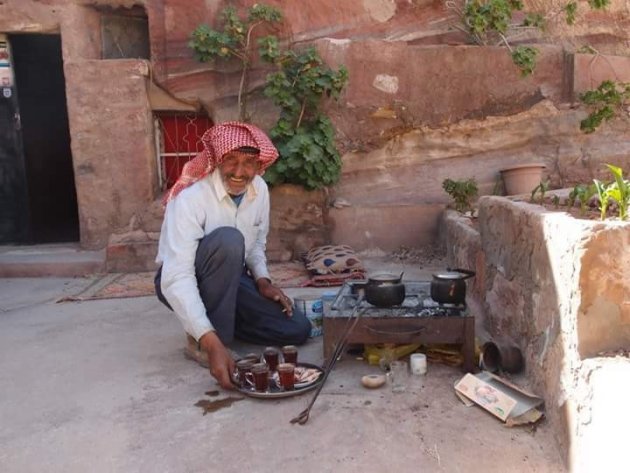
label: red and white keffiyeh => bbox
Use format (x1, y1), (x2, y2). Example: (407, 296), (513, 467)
(163, 121), (279, 205)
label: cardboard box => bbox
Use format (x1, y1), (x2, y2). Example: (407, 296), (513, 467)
(454, 371), (544, 426)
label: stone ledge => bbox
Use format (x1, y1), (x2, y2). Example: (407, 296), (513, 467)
(329, 203), (444, 251)
(0, 244), (105, 278)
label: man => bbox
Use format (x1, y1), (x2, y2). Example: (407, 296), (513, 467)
(155, 121), (312, 389)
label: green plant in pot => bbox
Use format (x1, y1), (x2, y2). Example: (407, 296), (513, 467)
(442, 178), (479, 213)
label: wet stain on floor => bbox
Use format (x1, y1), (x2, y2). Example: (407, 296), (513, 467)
(194, 397), (243, 415)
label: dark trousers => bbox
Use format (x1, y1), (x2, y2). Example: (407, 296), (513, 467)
(155, 227), (311, 346)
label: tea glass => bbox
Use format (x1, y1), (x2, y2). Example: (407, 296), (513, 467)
(277, 363), (296, 391)
(281, 345), (298, 365)
(263, 347), (280, 371)
(235, 359), (256, 388)
(249, 363), (270, 392)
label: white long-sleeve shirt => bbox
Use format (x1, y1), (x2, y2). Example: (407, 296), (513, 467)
(156, 170), (271, 341)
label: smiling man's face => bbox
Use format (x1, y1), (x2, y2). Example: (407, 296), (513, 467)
(218, 149), (261, 196)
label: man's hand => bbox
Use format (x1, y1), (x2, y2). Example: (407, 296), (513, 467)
(199, 331), (236, 390)
(256, 278), (293, 316)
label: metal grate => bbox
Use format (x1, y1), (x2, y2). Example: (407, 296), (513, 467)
(329, 281), (468, 318)
(154, 114), (213, 190)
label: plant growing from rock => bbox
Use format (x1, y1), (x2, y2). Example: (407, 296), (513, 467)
(447, 0), (540, 76)
(579, 80), (630, 133)
(189, 4), (282, 121)
(442, 178), (479, 213)
(446, 0), (612, 77)
(190, 4), (348, 190)
(262, 47), (348, 189)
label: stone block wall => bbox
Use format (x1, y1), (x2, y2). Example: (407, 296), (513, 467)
(442, 197), (630, 468)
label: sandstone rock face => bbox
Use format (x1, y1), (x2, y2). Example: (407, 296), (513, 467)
(2, 0), (630, 265)
(443, 197), (630, 468)
(330, 99), (630, 252)
(268, 184), (328, 261)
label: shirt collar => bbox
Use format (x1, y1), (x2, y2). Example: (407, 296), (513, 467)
(211, 170), (258, 202)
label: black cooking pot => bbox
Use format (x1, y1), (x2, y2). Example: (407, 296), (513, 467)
(430, 268), (475, 305)
(365, 272), (405, 307)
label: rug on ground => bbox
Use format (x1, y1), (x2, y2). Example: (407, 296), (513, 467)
(57, 262), (313, 302)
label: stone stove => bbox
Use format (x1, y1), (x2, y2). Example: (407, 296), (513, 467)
(323, 280), (476, 372)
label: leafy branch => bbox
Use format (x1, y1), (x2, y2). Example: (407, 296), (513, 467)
(579, 80), (630, 133)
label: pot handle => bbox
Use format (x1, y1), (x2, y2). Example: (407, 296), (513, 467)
(446, 267), (476, 279)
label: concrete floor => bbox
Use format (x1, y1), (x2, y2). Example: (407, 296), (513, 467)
(0, 266), (566, 473)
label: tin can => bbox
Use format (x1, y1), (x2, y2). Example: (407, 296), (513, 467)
(294, 295), (323, 337)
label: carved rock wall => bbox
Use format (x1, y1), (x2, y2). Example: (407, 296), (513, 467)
(2, 0), (630, 262)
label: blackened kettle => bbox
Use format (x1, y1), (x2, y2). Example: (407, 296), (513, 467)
(365, 272), (405, 307)
(430, 268), (475, 305)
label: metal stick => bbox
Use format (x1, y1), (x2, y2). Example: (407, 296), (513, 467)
(290, 298), (364, 425)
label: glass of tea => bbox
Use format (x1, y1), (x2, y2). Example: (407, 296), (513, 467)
(249, 363), (269, 392)
(263, 347), (280, 371)
(281, 345), (298, 365)
(235, 359), (255, 388)
(277, 363), (295, 391)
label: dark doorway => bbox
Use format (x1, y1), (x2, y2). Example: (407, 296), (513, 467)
(0, 57), (28, 243)
(9, 34), (79, 243)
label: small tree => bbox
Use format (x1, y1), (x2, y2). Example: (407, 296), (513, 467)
(189, 4), (282, 121)
(189, 4), (348, 190)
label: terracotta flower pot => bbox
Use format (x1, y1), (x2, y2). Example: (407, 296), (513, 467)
(500, 164), (546, 195)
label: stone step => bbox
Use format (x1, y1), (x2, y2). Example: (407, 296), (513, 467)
(0, 244), (105, 278)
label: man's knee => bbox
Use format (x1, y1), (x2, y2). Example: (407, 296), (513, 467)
(198, 227), (245, 262)
(290, 315), (312, 345)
